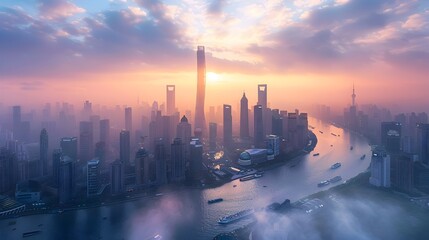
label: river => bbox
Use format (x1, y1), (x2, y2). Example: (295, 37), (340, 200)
(0, 118), (371, 240)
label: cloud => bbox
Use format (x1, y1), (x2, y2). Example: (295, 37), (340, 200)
(38, 0), (85, 19)
(207, 0), (227, 15)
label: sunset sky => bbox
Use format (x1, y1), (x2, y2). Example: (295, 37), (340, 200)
(1, 0), (428, 112)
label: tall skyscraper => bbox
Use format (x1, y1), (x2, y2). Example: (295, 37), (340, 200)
(87, 159), (100, 197)
(52, 149), (62, 187)
(60, 137), (77, 161)
(58, 156), (74, 204)
(0, 148), (17, 194)
(125, 107), (132, 133)
(369, 147), (391, 188)
(254, 105), (264, 147)
(39, 128), (48, 176)
(240, 93), (249, 139)
(257, 84), (267, 109)
(100, 119), (110, 148)
(79, 121), (93, 162)
(177, 115), (192, 145)
(166, 85), (176, 115)
(194, 46), (206, 134)
(135, 148), (149, 186)
(416, 123), (429, 166)
(209, 122), (217, 151)
(171, 138), (185, 182)
(111, 160), (124, 196)
(223, 104), (233, 147)
(189, 138), (203, 182)
(119, 130), (130, 165)
(381, 122), (402, 153)
(155, 139), (167, 185)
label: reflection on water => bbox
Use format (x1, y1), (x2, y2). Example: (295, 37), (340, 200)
(0, 118), (371, 239)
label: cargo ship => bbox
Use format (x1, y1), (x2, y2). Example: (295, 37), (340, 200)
(218, 209), (255, 224)
(208, 198), (223, 204)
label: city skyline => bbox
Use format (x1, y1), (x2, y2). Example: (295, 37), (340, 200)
(1, 1), (429, 112)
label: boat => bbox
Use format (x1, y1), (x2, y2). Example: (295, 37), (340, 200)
(218, 209), (255, 224)
(233, 185), (237, 188)
(350, 146), (354, 150)
(208, 198), (223, 204)
(240, 174), (263, 182)
(23, 231), (42, 238)
(331, 133), (337, 136)
(360, 154), (366, 160)
(331, 162), (341, 169)
(329, 176), (342, 183)
(319, 131), (324, 134)
(313, 153), (320, 156)
(317, 181), (330, 187)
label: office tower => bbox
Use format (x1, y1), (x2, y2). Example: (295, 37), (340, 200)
(87, 159), (100, 197)
(189, 138), (203, 182)
(391, 154), (414, 193)
(0, 148), (17, 194)
(12, 105), (21, 126)
(272, 109), (283, 137)
(381, 122), (402, 153)
(155, 139), (167, 185)
(125, 107), (132, 133)
(166, 85), (176, 115)
(79, 121), (93, 162)
(257, 84), (267, 109)
(135, 148), (149, 186)
(58, 156), (74, 204)
(83, 100), (92, 120)
(416, 124), (429, 166)
(39, 128), (48, 176)
(52, 149), (62, 187)
(161, 116), (172, 152)
(94, 141), (106, 165)
(90, 115), (100, 144)
(60, 137), (77, 161)
(369, 147), (391, 188)
(177, 115), (192, 145)
(266, 135), (280, 157)
(100, 119), (110, 148)
(254, 105), (264, 147)
(171, 138), (185, 182)
(111, 160), (124, 195)
(223, 104), (233, 147)
(194, 46), (206, 134)
(209, 123), (217, 151)
(287, 113), (298, 150)
(120, 130), (130, 165)
(240, 93), (249, 139)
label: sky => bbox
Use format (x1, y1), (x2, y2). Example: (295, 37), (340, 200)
(1, 0), (429, 113)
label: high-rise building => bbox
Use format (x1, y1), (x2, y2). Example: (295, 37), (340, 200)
(12, 105), (21, 126)
(125, 107), (132, 134)
(135, 148), (149, 186)
(266, 135), (280, 157)
(194, 46), (206, 134)
(60, 137), (77, 161)
(223, 104), (233, 147)
(155, 139), (167, 185)
(87, 159), (100, 197)
(100, 119), (110, 149)
(58, 156), (74, 204)
(171, 138), (185, 182)
(209, 122), (217, 151)
(119, 130), (130, 165)
(381, 122), (402, 153)
(416, 124), (429, 166)
(391, 154), (414, 193)
(166, 85), (176, 115)
(369, 147), (391, 188)
(52, 149), (62, 187)
(240, 93), (249, 139)
(254, 105), (264, 148)
(0, 148), (17, 194)
(189, 138), (203, 182)
(272, 109), (283, 137)
(83, 100), (92, 120)
(79, 121), (93, 162)
(39, 128), (48, 176)
(90, 115), (100, 144)
(257, 84), (267, 109)
(177, 115), (192, 146)
(111, 160), (124, 196)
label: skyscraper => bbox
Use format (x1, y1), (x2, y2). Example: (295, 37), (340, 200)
(79, 121), (93, 162)
(111, 160), (124, 196)
(176, 115), (192, 145)
(369, 147), (391, 188)
(58, 156), (74, 204)
(119, 130), (130, 165)
(155, 138), (167, 185)
(223, 104), (233, 147)
(209, 122), (217, 151)
(135, 148), (149, 186)
(125, 107), (132, 133)
(87, 159), (100, 197)
(416, 123), (429, 166)
(166, 85), (176, 116)
(171, 138), (185, 182)
(40, 128), (48, 176)
(194, 46), (206, 134)
(257, 84), (267, 109)
(60, 137), (77, 161)
(240, 93), (249, 139)
(100, 119), (110, 148)
(254, 105), (264, 147)
(52, 149), (62, 187)
(189, 138), (203, 182)
(381, 122), (402, 153)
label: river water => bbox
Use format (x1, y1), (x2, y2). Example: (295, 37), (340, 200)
(0, 118), (371, 240)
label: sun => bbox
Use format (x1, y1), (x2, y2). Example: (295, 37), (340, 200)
(207, 72), (220, 83)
